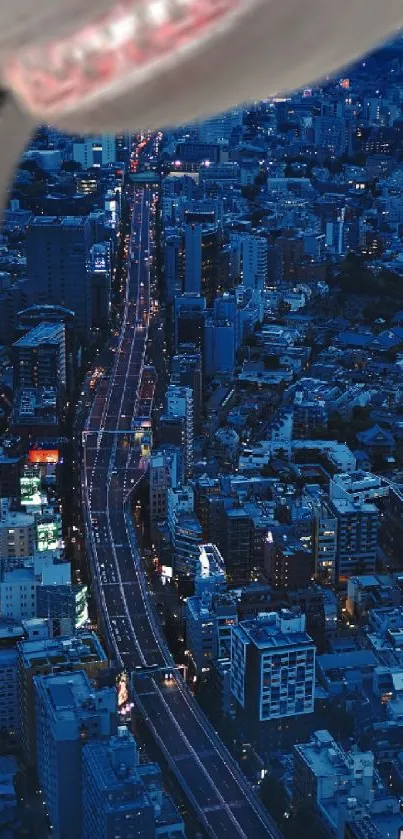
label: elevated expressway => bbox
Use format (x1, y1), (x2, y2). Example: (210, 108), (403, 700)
(82, 186), (279, 839)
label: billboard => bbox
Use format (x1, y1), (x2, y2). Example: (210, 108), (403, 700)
(28, 449), (59, 465)
(20, 475), (42, 506)
(36, 520), (60, 551)
(116, 671), (134, 719)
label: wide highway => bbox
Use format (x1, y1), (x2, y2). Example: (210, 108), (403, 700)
(82, 180), (279, 839)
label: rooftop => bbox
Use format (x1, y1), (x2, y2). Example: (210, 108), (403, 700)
(235, 612), (314, 651)
(34, 669), (115, 729)
(31, 215), (89, 228)
(14, 321), (64, 348)
(295, 730), (350, 777)
(18, 632), (106, 668)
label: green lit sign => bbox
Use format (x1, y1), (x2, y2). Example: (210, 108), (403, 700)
(20, 476), (42, 506)
(36, 521), (59, 551)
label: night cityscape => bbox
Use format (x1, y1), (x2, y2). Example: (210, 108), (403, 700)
(4, 30), (403, 839)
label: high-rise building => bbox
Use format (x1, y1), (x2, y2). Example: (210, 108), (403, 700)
(184, 223), (221, 305)
(174, 293), (206, 352)
(198, 108), (243, 144)
(314, 113), (352, 156)
(26, 217), (94, 336)
(314, 504), (338, 584)
(242, 235), (268, 294)
(149, 450), (180, 525)
(72, 135), (117, 167)
(264, 533), (313, 591)
(174, 513), (204, 580)
(220, 507), (251, 586)
(167, 485), (194, 541)
(171, 352), (202, 432)
(204, 318), (236, 376)
(18, 632), (108, 767)
(0, 619), (48, 745)
(231, 611), (316, 728)
(12, 322), (66, 391)
(186, 544), (235, 673)
(82, 727), (155, 839)
(184, 223), (202, 295)
(329, 496), (378, 583)
(0, 444), (22, 500)
(34, 670), (116, 839)
(163, 231), (183, 303)
(167, 485), (204, 579)
(0, 622), (24, 742)
(165, 385), (194, 478)
(16, 305), (77, 396)
(115, 133), (132, 164)
(0, 278), (32, 346)
(158, 416), (186, 479)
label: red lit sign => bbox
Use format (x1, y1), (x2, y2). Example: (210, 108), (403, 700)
(28, 449), (59, 464)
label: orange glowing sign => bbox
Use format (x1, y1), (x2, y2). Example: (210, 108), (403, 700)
(28, 449), (59, 464)
(340, 79), (350, 90)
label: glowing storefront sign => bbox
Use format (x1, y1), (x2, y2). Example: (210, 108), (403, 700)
(36, 521), (60, 551)
(20, 476), (42, 506)
(28, 449), (59, 465)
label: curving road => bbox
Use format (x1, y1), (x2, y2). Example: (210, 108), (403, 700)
(82, 183), (279, 839)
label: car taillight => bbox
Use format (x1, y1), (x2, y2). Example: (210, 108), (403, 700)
(2, 0), (243, 118)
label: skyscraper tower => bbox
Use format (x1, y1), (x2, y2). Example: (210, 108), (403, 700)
(26, 217), (94, 337)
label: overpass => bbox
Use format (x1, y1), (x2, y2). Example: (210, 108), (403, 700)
(82, 182), (280, 839)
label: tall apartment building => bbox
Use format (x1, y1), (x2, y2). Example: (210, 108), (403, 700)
(204, 317), (236, 377)
(34, 670), (116, 839)
(12, 322), (66, 392)
(0, 622), (27, 741)
(174, 513), (204, 580)
(264, 533), (313, 591)
(220, 507), (251, 586)
(231, 611), (315, 730)
(184, 223), (203, 295)
(314, 504), (338, 584)
(329, 496), (378, 583)
(174, 293), (206, 352)
(165, 385), (194, 478)
(18, 632), (108, 766)
(149, 452), (174, 524)
(183, 223), (220, 305)
(171, 351), (202, 432)
(242, 235), (268, 294)
(163, 230), (183, 303)
(26, 216), (94, 336)
(16, 304), (77, 396)
(167, 485), (194, 539)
